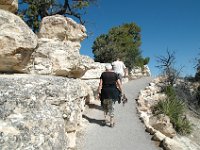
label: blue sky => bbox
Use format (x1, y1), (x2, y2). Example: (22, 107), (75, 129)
(78, 0), (200, 77)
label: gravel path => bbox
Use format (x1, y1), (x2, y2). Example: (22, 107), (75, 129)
(77, 77), (161, 150)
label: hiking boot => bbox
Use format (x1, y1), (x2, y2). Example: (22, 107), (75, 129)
(118, 93), (122, 104)
(110, 117), (115, 128)
(101, 120), (106, 126)
(110, 122), (115, 128)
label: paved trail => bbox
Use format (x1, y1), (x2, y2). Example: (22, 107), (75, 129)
(78, 77), (161, 150)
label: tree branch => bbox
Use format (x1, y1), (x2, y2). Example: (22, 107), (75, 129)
(51, 0), (84, 24)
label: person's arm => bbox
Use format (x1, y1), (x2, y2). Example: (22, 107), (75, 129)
(123, 62), (126, 69)
(122, 62), (127, 77)
(98, 79), (102, 93)
(116, 79), (123, 93)
(97, 79), (103, 99)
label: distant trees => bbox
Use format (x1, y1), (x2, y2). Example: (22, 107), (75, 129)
(194, 54), (200, 106)
(92, 23), (150, 69)
(194, 54), (200, 81)
(195, 67), (200, 81)
(18, 0), (96, 32)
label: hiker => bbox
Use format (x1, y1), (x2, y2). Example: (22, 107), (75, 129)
(98, 63), (123, 127)
(112, 58), (126, 83)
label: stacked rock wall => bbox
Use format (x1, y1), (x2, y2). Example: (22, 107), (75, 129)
(0, 75), (90, 149)
(137, 77), (199, 150)
(0, 1), (152, 149)
(0, 1), (94, 149)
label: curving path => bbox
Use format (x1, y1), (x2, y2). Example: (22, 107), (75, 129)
(77, 77), (161, 150)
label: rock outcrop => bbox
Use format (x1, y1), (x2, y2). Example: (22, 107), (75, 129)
(0, 9), (37, 73)
(149, 114), (176, 138)
(137, 77), (200, 150)
(0, 74), (92, 149)
(29, 15), (93, 78)
(129, 65), (151, 79)
(38, 15), (86, 42)
(0, 3), (95, 149)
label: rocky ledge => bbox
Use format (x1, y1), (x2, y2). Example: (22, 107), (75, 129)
(0, 74), (92, 149)
(136, 77), (200, 150)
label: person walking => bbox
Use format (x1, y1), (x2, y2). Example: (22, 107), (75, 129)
(112, 58), (126, 83)
(98, 63), (122, 127)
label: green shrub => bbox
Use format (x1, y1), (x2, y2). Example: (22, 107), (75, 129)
(195, 70), (200, 81)
(175, 117), (193, 135)
(164, 85), (176, 98)
(154, 97), (184, 121)
(196, 85), (200, 106)
(143, 57), (150, 65)
(153, 85), (192, 135)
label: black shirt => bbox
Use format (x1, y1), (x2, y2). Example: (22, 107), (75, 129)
(100, 71), (119, 87)
(100, 71), (120, 100)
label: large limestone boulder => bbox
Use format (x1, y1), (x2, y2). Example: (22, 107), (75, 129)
(0, 9), (37, 73)
(0, 0), (18, 13)
(81, 62), (107, 79)
(0, 74), (93, 149)
(130, 65), (151, 79)
(38, 14), (86, 42)
(29, 38), (94, 77)
(149, 114), (176, 138)
(162, 137), (184, 150)
(29, 15), (92, 78)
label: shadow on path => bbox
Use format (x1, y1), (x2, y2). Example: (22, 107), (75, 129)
(86, 103), (103, 111)
(82, 114), (109, 127)
(79, 77), (160, 150)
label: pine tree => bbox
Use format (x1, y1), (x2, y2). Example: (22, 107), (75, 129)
(92, 23), (149, 69)
(18, 0), (96, 32)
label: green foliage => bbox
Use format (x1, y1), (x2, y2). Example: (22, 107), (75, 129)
(19, 0), (54, 32)
(194, 53), (200, 81)
(92, 23), (149, 69)
(164, 85), (176, 98)
(143, 57), (150, 65)
(175, 117), (192, 135)
(184, 75), (196, 82)
(196, 85), (200, 106)
(153, 86), (192, 135)
(195, 69), (200, 81)
(18, 0), (95, 32)
(154, 97), (184, 122)
(72, 1), (90, 9)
